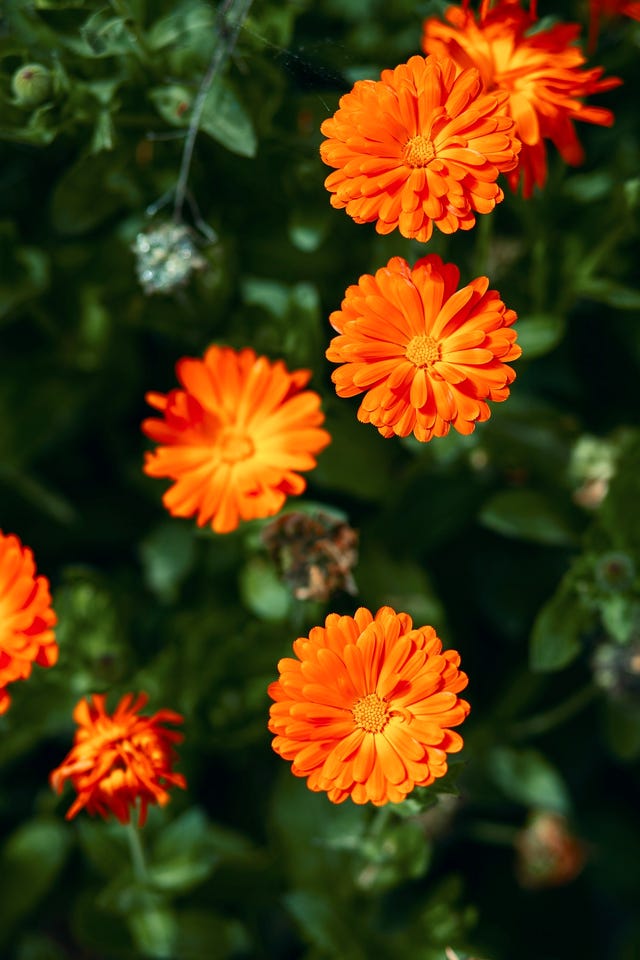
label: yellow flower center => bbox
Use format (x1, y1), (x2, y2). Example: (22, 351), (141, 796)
(217, 428), (255, 464)
(405, 334), (440, 368)
(352, 693), (389, 734)
(403, 135), (436, 168)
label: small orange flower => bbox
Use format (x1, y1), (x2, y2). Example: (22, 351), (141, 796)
(268, 606), (470, 805)
(0, 530), (57, 715)
(50, 693), (186, 826)
(142, 346), (331, 534)
(326, 254), (520, 442)
(320, 54), (520, 242)
(588, 0), (640, 50)
(422, 0), (622, 197)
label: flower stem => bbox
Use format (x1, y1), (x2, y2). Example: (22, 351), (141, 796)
(172, 0), (254, 223)
(126, 819), (148, 884)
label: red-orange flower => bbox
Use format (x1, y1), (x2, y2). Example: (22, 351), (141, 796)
(588, 0), (640, 50)
(268, 606), (470, 805)
(0, 530), (57, 715)
(326, 254), (520, 442)
(50, 693), (186, 826)
(422, 0), (622, 197)
(142, 346), (331, 534)
(320, 54), (520, 242)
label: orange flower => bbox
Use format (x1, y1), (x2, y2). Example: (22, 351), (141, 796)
(50, 693), (186, 826)
(422, 0), (622, 197)
(142, 346), (331, 534)
(0, 530), (57, 715)
(320, 54), (520, 242)
(588, 0), (640, 50)
(326, 254), (520, 442)
(268, 606), (469, 805)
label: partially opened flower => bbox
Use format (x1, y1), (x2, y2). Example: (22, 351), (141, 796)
(326, 254), (520, 442)
(422, 0), (622, 197)
(0, 530), (57, 715)
(588, 0), (640, 50)
(142, 346), (331, 534)
(320, 54), (520, 242)
(268, 606), (469, 805)
(50, 693), (186, 826)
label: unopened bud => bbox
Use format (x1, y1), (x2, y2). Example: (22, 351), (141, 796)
(12, 63), (53, 107)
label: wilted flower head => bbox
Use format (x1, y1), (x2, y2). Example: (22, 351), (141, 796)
(592, 640), (640, 701)
(142, 346), (331, 534)
(50, 693), (186, 826)
(422, 0), (622, 197)
(268, 606), (469, 805)
(515, 811), (586, 888)
(326, 254), (520, 442)
(133, 222), (207, 295)
(0, 530), (58, 715)
(320, 54), (520, 242)
(262, 510), (358, 602)
(570, 434), (617, 509)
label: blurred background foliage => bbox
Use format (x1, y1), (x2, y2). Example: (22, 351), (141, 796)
(0, 0), (639, 957)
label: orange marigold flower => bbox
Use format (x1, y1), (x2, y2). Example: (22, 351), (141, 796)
(320, 54), (520, 242)
(0, 530), (57, 715)
(142, 346), (331, 535)
(50, 693), (186, 826)
(268, 606), (470, 805)
(588, 0), (640, 50)
(422, 0), (622, 197)
(326, 254), (520, 443)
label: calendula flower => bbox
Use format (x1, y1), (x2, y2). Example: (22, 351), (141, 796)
(588, 0), (640, 50)
(50, 693), (186, 826)
(268, 606), (469, 805)
(320, 54), (520, 242)
(422, 0), (622, 197)
(142, 346), (331, 534)
(326, 254), (520, 442)
(0, 530), (57, 715)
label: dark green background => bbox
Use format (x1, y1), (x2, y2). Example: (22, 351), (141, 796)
(1, 1), (639, 958)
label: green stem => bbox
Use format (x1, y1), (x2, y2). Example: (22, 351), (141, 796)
(172, 0), (254, 222)
(509, 683), (599, 741)
(126, 820), (148, 884)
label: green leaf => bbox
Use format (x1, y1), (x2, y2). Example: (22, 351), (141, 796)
(239, 556), (292, 621)
(489, 746), (571, 813)
(284, 891), (366, 960)
(516, 313), (565, 359)
(199, 79), (257, 157)
(172, 910), (251, 960)
(128, 904), (178, 960)
(0, 222), (49, 320)
(50, 152), (136, 235)
(139, 522), (197, 603)
(578, 276), (640, 310)
(0, 820), (71, 943)
(530, 589), (585, 672)
(479, 489), (577, 546)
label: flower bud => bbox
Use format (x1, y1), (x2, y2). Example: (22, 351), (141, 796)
(11, 63), (53, 107)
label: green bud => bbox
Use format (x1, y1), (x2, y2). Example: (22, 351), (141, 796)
(11, 63), (53, 107)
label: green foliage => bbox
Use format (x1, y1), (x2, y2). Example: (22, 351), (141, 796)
(1, 0), (639, 958)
